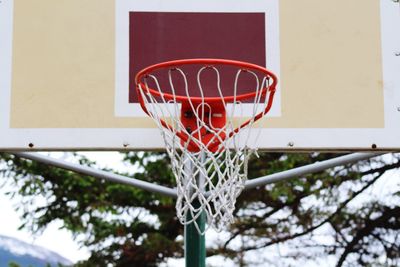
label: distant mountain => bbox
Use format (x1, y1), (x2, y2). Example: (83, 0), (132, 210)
(0, 235), (73, 267)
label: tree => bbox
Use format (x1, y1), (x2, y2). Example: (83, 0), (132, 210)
(0, 152), (399, 266)
(212, 153), (400, 267)
(0, 152), (181, 267)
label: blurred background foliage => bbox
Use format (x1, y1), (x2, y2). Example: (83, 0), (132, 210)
(0, 152), (399, 267)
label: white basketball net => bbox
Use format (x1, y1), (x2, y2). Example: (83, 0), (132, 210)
(136, 61), (276, 233)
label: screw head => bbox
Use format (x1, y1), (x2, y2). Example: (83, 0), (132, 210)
(288, 142), (294, 147)
(395, 51), (400, 56)
(397, 107), (400, 112)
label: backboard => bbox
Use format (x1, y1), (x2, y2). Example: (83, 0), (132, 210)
(0, 0), (399, 151)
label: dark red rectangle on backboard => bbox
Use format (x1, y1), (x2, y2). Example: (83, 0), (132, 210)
(129, 12), (266, 103)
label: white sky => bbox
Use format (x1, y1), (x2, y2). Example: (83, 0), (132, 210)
(0, 183), (89, 262)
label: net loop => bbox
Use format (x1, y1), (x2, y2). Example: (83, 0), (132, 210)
(135, 59), (277, 233)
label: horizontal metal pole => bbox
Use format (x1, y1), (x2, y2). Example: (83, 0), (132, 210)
(244, 152), (383, 190)
(12, 152), (178, 198)
(10, 152), (384, 197)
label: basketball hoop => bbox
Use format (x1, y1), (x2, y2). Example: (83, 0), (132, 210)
(135, 59), (277, 233)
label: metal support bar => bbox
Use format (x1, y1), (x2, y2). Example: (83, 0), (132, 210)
(12, 152), (177, 198)
(10, 152), (383, 199)
(244, 152), (383, 190)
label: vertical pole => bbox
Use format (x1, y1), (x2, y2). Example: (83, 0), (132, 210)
(184, 153), (206, 267)
(185, 205), (206, 267)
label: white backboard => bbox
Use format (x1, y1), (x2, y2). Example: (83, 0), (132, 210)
(0, 0), (399, 151)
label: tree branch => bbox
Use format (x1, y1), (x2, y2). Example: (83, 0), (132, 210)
(335, 207), (400, 267)
(239, 168), (387, 252)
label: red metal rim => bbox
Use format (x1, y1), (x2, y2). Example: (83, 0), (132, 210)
(135, 58), (278, 103)
(135, 58), (278, 152)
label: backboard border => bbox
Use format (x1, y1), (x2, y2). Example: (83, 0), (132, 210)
(114, 0), (282, 118)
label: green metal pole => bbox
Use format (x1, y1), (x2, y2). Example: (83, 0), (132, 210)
(184, 152), (206, 267)
(185, 205), (206, 267)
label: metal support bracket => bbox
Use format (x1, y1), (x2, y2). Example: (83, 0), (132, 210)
(12, 152), (177, 198)
(10, 152), (384, 198)
(244, 152), (383, 190)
